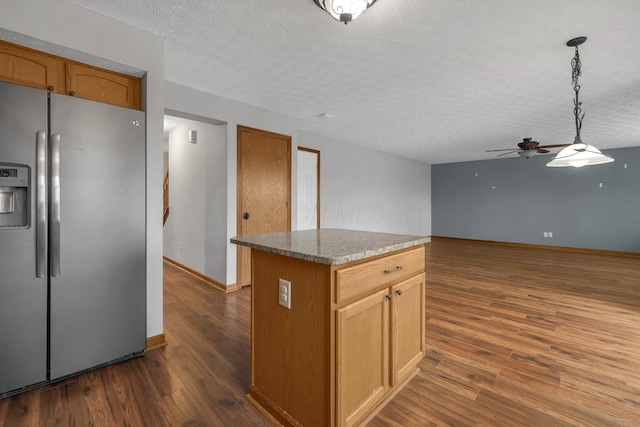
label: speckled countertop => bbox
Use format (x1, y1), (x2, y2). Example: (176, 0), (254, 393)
(231, 229), (430, 266)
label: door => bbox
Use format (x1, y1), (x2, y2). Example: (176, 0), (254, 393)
(48, 93), (146, 380)
(391, 274), (425, 385)
(237, 126), (291, 287)
(0, 82), (49, 396)
(336, 289), (390, 427)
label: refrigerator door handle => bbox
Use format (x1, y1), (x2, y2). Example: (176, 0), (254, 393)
(36, 131), (47, 278)
(51, 133), (61, 277)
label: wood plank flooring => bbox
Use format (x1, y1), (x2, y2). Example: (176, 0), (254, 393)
(1, 238), (639, 426)
(0, 261), (272, 427)
(370, 238), (640, 427)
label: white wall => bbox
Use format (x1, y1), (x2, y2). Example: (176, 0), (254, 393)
(165, 82), (432, 288)
(164, 120), (227, 282)
(300, 131), (431, 236)
(0, 0), (165, 338)
(296, 149), (319, 230)
(165, 81), (302, 286)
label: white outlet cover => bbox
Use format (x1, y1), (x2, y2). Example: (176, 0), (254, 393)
(279, 278), (291, 309)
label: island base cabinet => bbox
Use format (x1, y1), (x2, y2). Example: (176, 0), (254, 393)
(244, 244), (426, 427)
(337, 273), (426, 427)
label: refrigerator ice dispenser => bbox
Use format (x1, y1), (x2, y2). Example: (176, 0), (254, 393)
(0, 164), (29, 228)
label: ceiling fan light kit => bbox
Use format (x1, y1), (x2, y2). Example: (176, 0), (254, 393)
(518, 150), (537, 159)
(546, 37), (614, 168)
(313, 0), (377, 24)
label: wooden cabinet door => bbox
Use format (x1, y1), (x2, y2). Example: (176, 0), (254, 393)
(66, 62), (141, 110)
(336, 288), (390, 427)
(391, 274), (425, 385)
(0, 41), (64, 93)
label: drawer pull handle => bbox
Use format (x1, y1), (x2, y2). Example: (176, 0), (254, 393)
(384, 266), (404, 275)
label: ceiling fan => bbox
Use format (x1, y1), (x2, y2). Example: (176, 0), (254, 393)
(486, 138), (570, 158)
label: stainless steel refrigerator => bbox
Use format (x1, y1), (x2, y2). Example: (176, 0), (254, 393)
(0, 80), (146, 398)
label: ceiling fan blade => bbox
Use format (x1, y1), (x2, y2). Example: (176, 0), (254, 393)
(486, 148), (519, 152)
(536, 149), (550, 154)
(497, 150), (518, 157)
(537, 144), (572, 149)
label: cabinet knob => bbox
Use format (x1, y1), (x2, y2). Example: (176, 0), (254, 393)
(47, 85), (54, 91)
(386, 294), (393, 300)
(243, 212), (250, 220)
(396, 289), (403, 296)
(69, 90), (76, 96)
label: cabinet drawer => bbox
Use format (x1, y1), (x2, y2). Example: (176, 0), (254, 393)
(336, 246), (425, 303)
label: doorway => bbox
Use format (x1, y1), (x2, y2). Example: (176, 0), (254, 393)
(163, 112), (228, 287)
(296, 147), (320, 230)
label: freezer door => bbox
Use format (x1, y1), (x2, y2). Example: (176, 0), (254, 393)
(0, 82), (48, 396)
(49, 93), (146, 380)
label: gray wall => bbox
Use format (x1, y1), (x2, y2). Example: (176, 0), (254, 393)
(432, 146), (640, 252)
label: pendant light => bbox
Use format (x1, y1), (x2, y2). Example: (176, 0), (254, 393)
(546, 37), (614, 168)
(313, 0), (377, 24)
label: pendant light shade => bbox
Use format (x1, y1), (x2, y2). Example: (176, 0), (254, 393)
(314, 0), (377, 24)
(546, 137), (614, 168)
(546, 37), (614, 168)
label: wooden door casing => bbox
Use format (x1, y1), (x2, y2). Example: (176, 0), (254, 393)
(236, 125), (291, 286)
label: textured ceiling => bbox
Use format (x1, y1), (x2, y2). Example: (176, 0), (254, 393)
(63, 0), (640, 164)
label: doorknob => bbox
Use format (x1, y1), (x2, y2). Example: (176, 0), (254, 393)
(243, 212), (250, 220)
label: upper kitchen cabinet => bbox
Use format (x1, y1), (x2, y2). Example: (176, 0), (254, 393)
(0, 41), (65, 94)
(0, 40), (141, 110)
(66, 62), (141, 110)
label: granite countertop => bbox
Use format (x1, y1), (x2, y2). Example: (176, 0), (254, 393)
(231, 228), (430, 266)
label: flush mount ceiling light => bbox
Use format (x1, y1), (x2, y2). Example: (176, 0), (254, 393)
(546, 37), (614, 168)
(313, 0), (377, 24)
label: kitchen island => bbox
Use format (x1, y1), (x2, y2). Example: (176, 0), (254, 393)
(231, 229), (429, 427)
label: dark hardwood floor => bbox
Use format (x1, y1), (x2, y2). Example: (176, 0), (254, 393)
(0, 261), (271, 427)
(1, 239), (639, 426)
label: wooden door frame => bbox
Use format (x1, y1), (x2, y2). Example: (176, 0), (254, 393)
(236, 125), (292, 287)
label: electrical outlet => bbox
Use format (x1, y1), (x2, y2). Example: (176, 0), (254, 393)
(548, 231), (553, 238)
(279, 279), (291, 309)
(543, 232), (548, 238)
